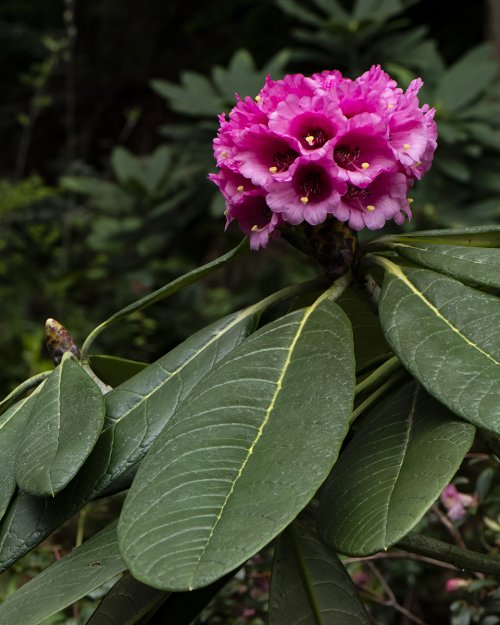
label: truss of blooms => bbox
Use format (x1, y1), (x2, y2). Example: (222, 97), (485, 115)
(210, 66), (437, 250)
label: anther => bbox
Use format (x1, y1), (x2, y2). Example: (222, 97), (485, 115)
(403, 143), (411, 150)
(221, 151), (229, 158)
(408, 198), (414, 204)
(269, 166), (278, 174)
(361, 162), (370, 170)
(237, 185), (244, 192)
(300, 196), (309, 204)
(255, 95), (261, 103)
(305, 135), (315, 146)
(366, 205), (376, 212)
(251, 225), (259, 232)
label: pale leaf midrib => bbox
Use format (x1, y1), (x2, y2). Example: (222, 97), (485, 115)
(388, 264), (500, 366)
(187, 302), (321, 589)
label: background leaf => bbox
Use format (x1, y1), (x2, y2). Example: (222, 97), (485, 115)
(118, 292), (355, 591)
(435, 44), (496, 112)
(15, 354), (105, 496)
(0, 522), (126, 625)
(391, 242), (500, 289)
(86, 573), (167, 625)
(378, 263), (500, 434)
(269, 524), (370, 625)
(89, 355), (148, 388)
(337, 286), (391, 372)
(382, 225), (500, 248)
(318, 383), (475, 555)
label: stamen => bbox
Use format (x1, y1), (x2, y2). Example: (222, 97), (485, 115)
(251, 225), (259, 232)
(271, 149), (299, 173)
(302, 128), (328, 150)
(221, 151), (229, 158)
(387, 104), (394, 110)
(403, 143), (411, 150)
(237, 185), (244, 192)
(255, 95), (261, 103)
(300, 197), (309, 204)
(361, 162), (370, 170)
(269, 166), (278, 174)
(334, 144), (361, 168)
(224, 209), (228, 216)
(408, 198), (414, 204)
(366, 205), (376, 212)
(414, 161), (422, 167)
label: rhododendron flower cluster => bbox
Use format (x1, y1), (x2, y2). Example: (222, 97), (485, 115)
(210, 65), (437, 250)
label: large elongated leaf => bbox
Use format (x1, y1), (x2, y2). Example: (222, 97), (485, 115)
(0, 395), (37, 521)
(86, 573), (167, 625)
(391, 242), (500, 289)
(0, 309), (257, 572)
(376, 225), (500, 249)
(118, 291), (355, 591)
(0, 522), (126, 625)
(15, 353), (105, 496)
(89, 355), (148, 387)
(269, 524), (370, 625)
(378, 263), (500, 433)
(318, 383), (475, 555)
(337, 287), (391, 372)
(435, 44), (496, 112)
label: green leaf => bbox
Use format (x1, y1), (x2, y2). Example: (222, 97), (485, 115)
(337, 287), (391, 372)
(86, 573), (166, 625)
(380, 225), (500, 248)
(0, 308), (258, 572)
(377, 262), (500, 433)
(59, 176), (133, 213)
(0, 395), (38, 521)
(111, 147), (141, 186)
(435, 44), (496, 111)
(118, 289), (355, 591)
(391, 241), (500, 289)
(0, 522), (126, 625)
(150, 73), (224, 117)
(111, 146), (172, 197)
(269, 524), (370, 625)
(15, 353), (105, 497)
(89, 355), (148, 387)
(318, 383), (475, 555)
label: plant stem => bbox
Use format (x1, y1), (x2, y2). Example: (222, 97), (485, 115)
(355, 355), (401, 397)
(397, 533), (500, 578)
(0, 370), (52, 417)
(350, 369), (409, 424)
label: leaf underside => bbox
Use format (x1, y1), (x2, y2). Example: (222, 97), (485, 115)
(318, 382), (475, 555)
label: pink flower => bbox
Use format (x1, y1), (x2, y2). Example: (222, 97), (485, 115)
(266, 157), (346, 226)
(440, 484), (477, 521)
(332, 113), (397, 186)
(210, 65), (437, 248)
(335, 172), (411, 231)
(445, 578), (471, 592)
(225, 193), (283, 250)
(269, 94), (346, 154)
